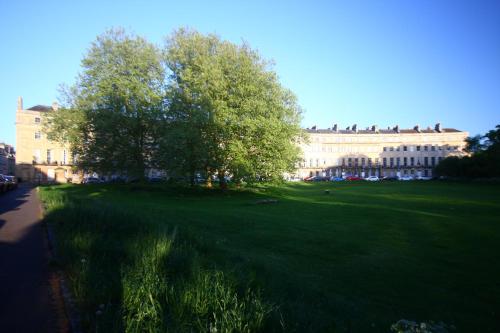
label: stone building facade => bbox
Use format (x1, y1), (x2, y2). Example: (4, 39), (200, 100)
(297, 123), (468, 179)
(0, 143), (16, 175)
(15, 97), (80, 183)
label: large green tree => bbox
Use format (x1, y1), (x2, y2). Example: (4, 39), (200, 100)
(162, 28), (304, 186)
(45, 29), (166, 179)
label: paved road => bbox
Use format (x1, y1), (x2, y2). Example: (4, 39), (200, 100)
(0, 185), (59, 332)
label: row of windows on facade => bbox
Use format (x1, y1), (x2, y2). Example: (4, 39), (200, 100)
(33, 149), (76, 165)
(306, 144), (461, 153)
(301, 156), (444, 168)
(382, 145), (459, 152)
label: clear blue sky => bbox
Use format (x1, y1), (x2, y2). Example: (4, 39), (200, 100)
(1, 0), (499, 148)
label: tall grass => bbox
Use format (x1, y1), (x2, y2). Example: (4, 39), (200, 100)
(40, 188), (274, 333)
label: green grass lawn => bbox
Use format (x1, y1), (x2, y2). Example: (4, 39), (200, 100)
(39, 181), (500, 332)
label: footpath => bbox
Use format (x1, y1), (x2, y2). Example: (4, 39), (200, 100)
(0, 185), (66, 332)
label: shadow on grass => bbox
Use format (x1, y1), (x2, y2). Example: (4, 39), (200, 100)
(40, 188), (281, 333)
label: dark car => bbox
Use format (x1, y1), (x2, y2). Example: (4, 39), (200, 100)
(382, 176), (398, 181)
(304, 176), (327, 182)
(4, 176), (18, 189)
(329, 176), (345, 182)
(0, 174), (7, 193)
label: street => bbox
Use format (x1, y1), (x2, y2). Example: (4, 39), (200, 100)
(0, 185), (60, 332)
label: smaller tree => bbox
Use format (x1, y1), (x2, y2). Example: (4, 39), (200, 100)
(435, 124), (500, 178)
(464, 135), (484, 154)
(45, 29), (166, 179)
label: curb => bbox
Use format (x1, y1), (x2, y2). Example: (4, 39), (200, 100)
(38, 187), (82, 333)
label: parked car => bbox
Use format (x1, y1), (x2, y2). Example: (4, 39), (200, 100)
(287, 177), (302, 182)
(4, 176), (18, 189)
(148, 176), (166, 183)
(329, 176), (345, 182)
(305, 176), (328, 182)
(398, 175), (414, 181)
(365, 176), (380, 181)
(382, 176), (398, 181)
(0, 175), (7, 193)
(415, 176), (432, 180)
(83, 177), (101, 184)
(345, 176), (363, 181)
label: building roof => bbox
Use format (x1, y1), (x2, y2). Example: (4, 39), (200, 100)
(306, 127), (462, 134)
(26, 105), (53, 112)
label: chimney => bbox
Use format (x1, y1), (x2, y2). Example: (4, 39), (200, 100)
(352, 124), (358, 133)
(435, 123), (442, 132)
(393, 125), (400, 133)
(371, 125), (379, 132)
(414, 124), (420, 132)
(332, 124), (338, 132)
(17, 96), (23, 110)
(52, 101), (59, 111)
(311, 125), (317, 130)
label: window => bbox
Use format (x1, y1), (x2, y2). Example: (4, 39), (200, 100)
(424, 157), (428, 166)
(403, 157), (407, 166)
(316, 159), (319, 167)
(396, 147), (400, 151)
(383, 147), (387, 152)
(403, 146), (407, 151)
(342, 158), (345, 166)
(390, 147), (394, 151)
(383, 158), (387, 167)
(354, 158), (358, 165)
(431, 157), (436, 166)
(390, 158), (394, 167)
(34, 149), (40, 163)
(35, 117), (40, 123)
(431, 146), (436, 151)
(410, 157), (415, 166)
(396, 157), (400, 167)
(361, 158), (365, 166)
(309, 159), (313, 167)
(47, 149), (52, 164)
(63, 150), (67, 165)
(416, 146), (421, 151)
(368, 158), (372, 166)
(375, 158), (379, 165)
(348, 158), (352, 167)
(424, 146), (428, 151)
(35, 131), (41, 139)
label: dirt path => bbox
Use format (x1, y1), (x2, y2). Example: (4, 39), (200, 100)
(0, 185), (64, 332)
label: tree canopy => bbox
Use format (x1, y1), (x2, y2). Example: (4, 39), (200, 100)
(435, 124), (500, 178)
(44, 28), (304, 185)
(162, 29), (303, 185)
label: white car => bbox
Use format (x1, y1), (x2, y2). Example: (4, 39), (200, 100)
(365, 176), (380, 181)
(398, 175), (413, 181)
(416, 176), (432, 180)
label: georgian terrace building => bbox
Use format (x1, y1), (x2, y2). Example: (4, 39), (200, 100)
(15, 97), (80, 183)
(15, 96), (468, 182)
(297, 123), (468, 179)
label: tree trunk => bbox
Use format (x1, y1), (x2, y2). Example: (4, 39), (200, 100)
(218, 170), (227, 190)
